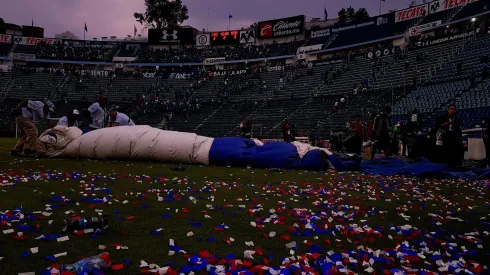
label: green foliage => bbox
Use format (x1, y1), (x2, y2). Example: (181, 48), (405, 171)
(134, 0), (189, 29)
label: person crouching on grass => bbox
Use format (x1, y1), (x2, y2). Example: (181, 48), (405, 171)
(107, 109), (135, 127)
(56, 109), (82, 127)
(10, 99), (55, 157)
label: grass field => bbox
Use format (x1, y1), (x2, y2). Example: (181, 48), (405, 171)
(0, 137), (489, 274)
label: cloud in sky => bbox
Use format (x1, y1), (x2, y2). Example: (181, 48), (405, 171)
(2, 0), (412, 39)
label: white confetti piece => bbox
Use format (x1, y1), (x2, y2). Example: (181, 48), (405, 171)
(99, 245), (106, 250)
(286, 241), (296, 248)
(54, 252), (67, 258)
(30, 247), (39, 254)
(244, 250), (255, 259)
(140, 260), (149, 267)
(3, 229), (14, 234)
(57, 236), (69, 242)
(187, 231), (194, 237)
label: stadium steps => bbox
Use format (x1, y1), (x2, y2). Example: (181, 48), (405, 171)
(194, 106), (223, 132)
(264, 98), (312, 137)
(226, 99), (271, 136)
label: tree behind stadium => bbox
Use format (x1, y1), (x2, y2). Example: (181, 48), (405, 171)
(134, 0), (189, 29)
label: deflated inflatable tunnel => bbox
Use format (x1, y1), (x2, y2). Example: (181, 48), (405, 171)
(36, 126), (350, 171)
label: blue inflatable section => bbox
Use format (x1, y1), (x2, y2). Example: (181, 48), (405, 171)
(360, 157), (490, 180)
(209, 138), (330, 171)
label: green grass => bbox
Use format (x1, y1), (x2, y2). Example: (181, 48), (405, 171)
(0, 138), (489, 274)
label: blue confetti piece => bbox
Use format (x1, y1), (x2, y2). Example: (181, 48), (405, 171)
(208, 237), (215, 242)
(162, 214), (171, 219)
(192, 222), (202, 227)
(21, 252), (32, 258)
(123, 259), (131, 264)
(141, 204), (149, 208)
(45, 255), (56, 261)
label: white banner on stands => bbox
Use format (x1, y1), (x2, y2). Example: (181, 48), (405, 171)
(196, 33), (211, 46)
(204, 57), (226, 65)
(408, 20), (442, 36)
(112, 56), (136, 62)
(13, 36), (61, 45)
(296, 44), (322, 59)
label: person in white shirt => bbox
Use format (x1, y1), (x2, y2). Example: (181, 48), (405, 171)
(108, 111), (135, 127)
(10, 99), (55, 157)
(85, 99), (106, 129)
(57, 109), (82, 127)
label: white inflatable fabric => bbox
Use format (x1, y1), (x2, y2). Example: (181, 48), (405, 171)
(37, 126), (214, 164)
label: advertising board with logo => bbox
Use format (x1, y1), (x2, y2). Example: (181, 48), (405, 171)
(296, 44), (323, 59)
(313, 57), (346, 67)
(66, 40), (116, 48)
(408, 20), (442, 36)
(148, 28), (195, 45)
(366, 47), (399, 59)
(418, 30), (475, 47)
(196, 33), (211, 46)
(0, 34), (12, 44)
(167, 71), (200, 79)
(239, 30), (255, 44)
(332, 15), (389, 33)
(210, 30), (240, 45)
(14, 36), (61, 45)
(258, 15), (305, 39)
(429, 0), (478, 14)
(309, 28), (330, 39)
(204, 57), (226, 65)
(212, 69), (249, 77)
(395, 4), (428, 23)
(10, 53), (36, 61)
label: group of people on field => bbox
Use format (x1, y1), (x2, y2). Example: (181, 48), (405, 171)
(347, 104), (465, 166)
(9, 95), (135, 157)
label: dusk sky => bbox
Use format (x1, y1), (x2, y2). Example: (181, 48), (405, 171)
(3, 0), (414, 39)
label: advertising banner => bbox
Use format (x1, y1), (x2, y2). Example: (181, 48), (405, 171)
(310, 28), (330, 39)
(196, 33), (211, 46)
(167, 71), (200, 79)
(204, 57), (226, 65)
(0, 34), (12, 43)
(212, 69), (249, 77)
(395, 4), (428, 23)
(148, 28), (195, 45)
(296, 44), (323, 59)
(257, 15), (305, 38)
(65, 40), (116, 48)
(408, 20), (442, 36)
(13, 36), (61, 45)
(332, 15), (389, 33)
(366, 47), (399, 59)
(313, 57), (346, 67)
(239, 30), (255, 44)
(10, 53), (35, 61)
(112, 56), (137, 62)
(429, 0), (479, 14)
(418, 30), (475, 47)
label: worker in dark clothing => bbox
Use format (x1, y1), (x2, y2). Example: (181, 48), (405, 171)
(282, 119), (292, 142)
(370, 106), (393, 160)
(429, 104), (463, 166)
(402, 108), (423, 158)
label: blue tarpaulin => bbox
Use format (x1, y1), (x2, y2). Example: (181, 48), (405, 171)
(360, 157), (490, 180)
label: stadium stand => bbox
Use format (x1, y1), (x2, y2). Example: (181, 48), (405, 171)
(0, 1), (489, 142)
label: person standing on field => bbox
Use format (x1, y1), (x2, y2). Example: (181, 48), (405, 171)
(10, 99), (55, 157)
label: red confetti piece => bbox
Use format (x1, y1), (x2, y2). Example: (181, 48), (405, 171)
(126, 216), (135, 220)
(111, 264), (124, 270)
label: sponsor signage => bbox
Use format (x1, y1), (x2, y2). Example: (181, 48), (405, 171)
(210, 30), (240, 45)
(148, 28), (195, 45)
(419, 30), (475, 47)
(429, 0), (479, 13)
(66, 40), (116, 48)
(296, 44), (323, 59)
(168, 71), (200, 79)
(310, 28), (330, 39)
(112, 56), (137, 62)
(14, 36), (61, 45)
(313, 57), (346, 66)
(367, 47), (399, 59)
(395, 4), (428, 23)
(408, 20), (442, 36)
(0, 34), (12, 43)
(204, 57), (226, 65)
(332, 16), (389, 33)
(258, 15), (305, 38)
(212, 69), (249, 76)
(239, 30), (255, 44)
(10, 53), (35, 61)
(196, 33), (211, 46)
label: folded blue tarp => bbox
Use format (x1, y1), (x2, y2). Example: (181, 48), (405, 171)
(360, 157), (490, 180)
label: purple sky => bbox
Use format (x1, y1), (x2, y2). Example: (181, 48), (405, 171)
(3, 0), (414, 39)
